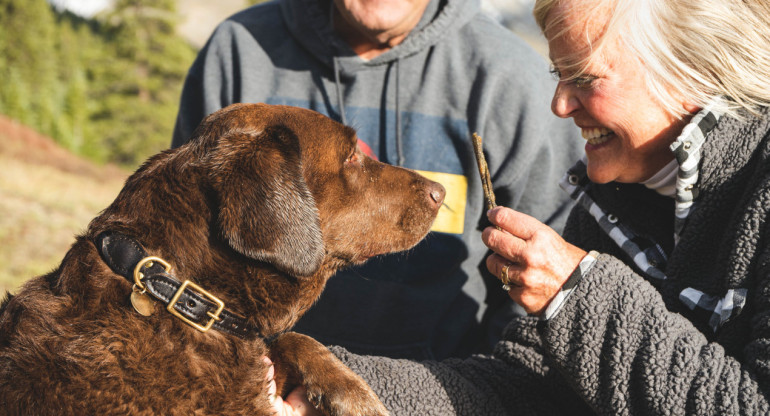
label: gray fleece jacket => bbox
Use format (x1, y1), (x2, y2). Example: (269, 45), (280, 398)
(334, 108), (770, 414)
(172, 0), (582, 360)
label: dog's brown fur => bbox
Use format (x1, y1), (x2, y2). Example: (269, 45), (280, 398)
(0, 104), (444, 415)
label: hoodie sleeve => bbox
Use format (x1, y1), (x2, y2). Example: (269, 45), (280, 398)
(541, 252), (770, 414)
(330, 347), (509, 416)
(330, 318), (594, 416)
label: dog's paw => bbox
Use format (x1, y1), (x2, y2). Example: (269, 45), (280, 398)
(269, 332), (389, 416)
(304, 376), (389, 416)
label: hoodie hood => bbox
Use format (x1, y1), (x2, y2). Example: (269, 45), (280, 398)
(280, 0), (480, 76)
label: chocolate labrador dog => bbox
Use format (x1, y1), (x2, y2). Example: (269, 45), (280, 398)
(0, 103), (445, 415)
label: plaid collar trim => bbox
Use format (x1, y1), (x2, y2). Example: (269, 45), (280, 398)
(680, 288), (748, 332)
(669, 101), (723, 243)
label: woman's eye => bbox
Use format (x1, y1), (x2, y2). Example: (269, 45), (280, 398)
(550, 64), (597, 89)
(573, 75), (598, 89)
(549, 65), (561, 80)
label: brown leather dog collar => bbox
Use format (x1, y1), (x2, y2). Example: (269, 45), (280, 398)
(95, 232), (264, 340)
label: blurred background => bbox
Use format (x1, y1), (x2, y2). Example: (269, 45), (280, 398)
(0, 0), (544, 294)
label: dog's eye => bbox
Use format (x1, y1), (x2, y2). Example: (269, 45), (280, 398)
(345, 150), (360, 165)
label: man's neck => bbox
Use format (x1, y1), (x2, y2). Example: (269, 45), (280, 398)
(332, 4), (426, 60)
(333, 20), (407, 59)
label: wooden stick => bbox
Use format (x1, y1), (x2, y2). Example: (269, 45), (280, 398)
(471, 132), (497, 211)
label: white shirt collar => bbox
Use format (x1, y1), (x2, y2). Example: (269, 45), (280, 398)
(641, 158), (678, 197)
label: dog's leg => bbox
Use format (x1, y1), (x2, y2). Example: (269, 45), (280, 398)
(269, 332), (389, 416)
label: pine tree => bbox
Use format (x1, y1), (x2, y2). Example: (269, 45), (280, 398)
(1, 69), (33, 126)
(0, 0), (59, 135)
(92, 0), (196, 165)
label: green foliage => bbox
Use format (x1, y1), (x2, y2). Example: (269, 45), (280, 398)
(0, 0), (198, 167)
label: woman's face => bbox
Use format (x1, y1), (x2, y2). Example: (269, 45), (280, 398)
(545, 4), (695, 184)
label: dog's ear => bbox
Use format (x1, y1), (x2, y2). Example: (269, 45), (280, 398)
(209, 126), (324, 277)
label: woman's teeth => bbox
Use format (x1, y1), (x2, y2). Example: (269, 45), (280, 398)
(581, 127), (613, 145)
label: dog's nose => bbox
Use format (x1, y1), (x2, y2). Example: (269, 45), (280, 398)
(428, 182), (446, 207)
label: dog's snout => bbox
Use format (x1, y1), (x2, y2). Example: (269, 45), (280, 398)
(428, 182), (446, 207)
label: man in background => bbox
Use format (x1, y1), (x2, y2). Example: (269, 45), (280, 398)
(172, 0), (582, 360)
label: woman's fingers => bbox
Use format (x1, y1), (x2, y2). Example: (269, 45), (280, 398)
(263, 356), (321, 416)
(487, 206), (542, 240)
(482, 207), (587, 314)
(487, 253), (520, 285)
(284, 387), (321, 416)
(482, 222), (527, 262)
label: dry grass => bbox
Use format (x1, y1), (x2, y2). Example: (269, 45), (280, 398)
(0, 116), (129, 295)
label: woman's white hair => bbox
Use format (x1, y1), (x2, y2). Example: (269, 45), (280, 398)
(533, 0), (770, 118)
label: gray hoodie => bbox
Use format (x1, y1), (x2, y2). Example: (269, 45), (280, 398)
(172, 0), (583, 360)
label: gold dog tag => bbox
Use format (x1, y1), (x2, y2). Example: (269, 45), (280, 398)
(130, 286), (156, 316)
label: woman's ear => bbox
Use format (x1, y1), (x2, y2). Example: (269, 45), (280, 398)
(209, 126), (324, 277)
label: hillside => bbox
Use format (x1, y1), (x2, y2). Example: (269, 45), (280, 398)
(0, 116), (129, 294)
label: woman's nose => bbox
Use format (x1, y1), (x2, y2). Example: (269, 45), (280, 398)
(551, 81), (579, 118)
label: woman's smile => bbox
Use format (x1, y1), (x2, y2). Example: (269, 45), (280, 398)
(580, 127), (613, 146)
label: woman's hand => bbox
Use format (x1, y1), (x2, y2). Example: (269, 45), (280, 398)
(264, 357), (321, 416)
(482, 206), (587, 315)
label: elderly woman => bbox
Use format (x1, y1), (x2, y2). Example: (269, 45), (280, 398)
(272, 0), (770, 414)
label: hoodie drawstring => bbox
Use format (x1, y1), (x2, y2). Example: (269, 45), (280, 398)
(395, 58), (403, 166)
(332, 57), (405, 167)
(333, 57), (348, 126)
(330, 2), (348, 126)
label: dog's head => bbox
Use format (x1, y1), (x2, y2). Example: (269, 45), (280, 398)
(187, 103), (444, 278)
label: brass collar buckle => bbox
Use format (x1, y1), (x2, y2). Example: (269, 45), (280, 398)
(132, 255), (225, 334)
(167, 280), (225, 333)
